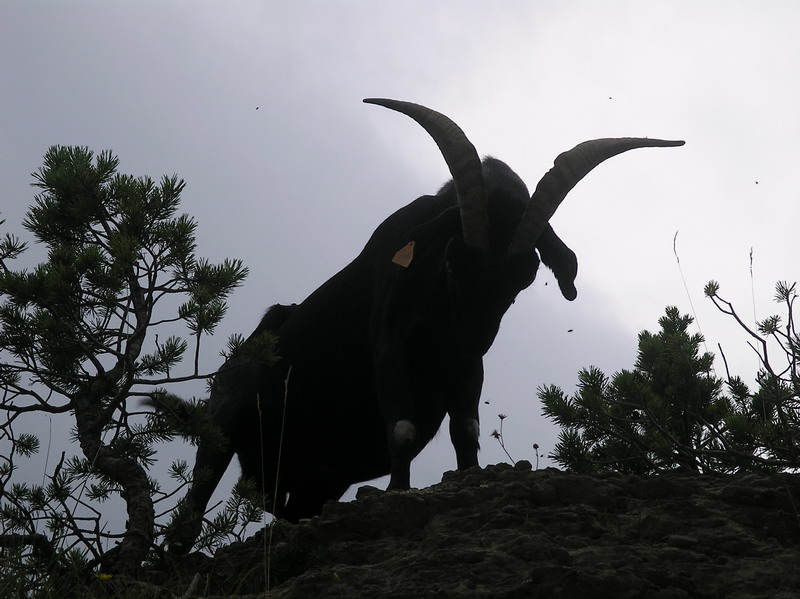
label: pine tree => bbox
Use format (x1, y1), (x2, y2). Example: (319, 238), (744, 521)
(540, 307), (771, 474)
(0, 146), (249, 583)
(704, 280), (800, 467)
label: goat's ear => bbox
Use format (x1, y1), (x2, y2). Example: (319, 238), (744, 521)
(536, 225), (578, 301)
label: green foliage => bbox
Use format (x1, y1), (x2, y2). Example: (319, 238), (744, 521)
(147, 392), (229, 450)
(224, 328), (282, 367)
(0, 146), (260, 589)
(543, 284), (800, 474)
(193, 477), (267, 554)
(706, 280), (800, 465)
(542, 307), (773, 474)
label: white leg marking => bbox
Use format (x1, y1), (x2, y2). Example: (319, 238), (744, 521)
(393, 419), (416, 445)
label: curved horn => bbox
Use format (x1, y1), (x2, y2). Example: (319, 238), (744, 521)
(364, 98), (489, 251)
(507, 137), (685, 256)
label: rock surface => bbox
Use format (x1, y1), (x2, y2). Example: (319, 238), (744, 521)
(156, 462), (800, 598)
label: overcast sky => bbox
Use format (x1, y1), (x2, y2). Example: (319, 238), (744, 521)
(2, 2), (799, 508)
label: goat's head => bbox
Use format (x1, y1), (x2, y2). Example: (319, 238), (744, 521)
(365, 99), (683, 356)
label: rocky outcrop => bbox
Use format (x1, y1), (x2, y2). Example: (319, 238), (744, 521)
(158, 463), (800, 598)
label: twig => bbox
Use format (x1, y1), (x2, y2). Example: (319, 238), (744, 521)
(490, 414), (515, 465)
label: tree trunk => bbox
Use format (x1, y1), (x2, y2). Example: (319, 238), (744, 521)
(73, 392), (154, 575)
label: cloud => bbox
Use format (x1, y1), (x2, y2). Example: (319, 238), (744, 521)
(1, 0), (797, 516)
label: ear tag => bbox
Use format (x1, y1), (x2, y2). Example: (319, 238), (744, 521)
(392, 241), (415, 268)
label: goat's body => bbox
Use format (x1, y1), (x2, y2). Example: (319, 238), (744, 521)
(260, 186), (491, 518)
